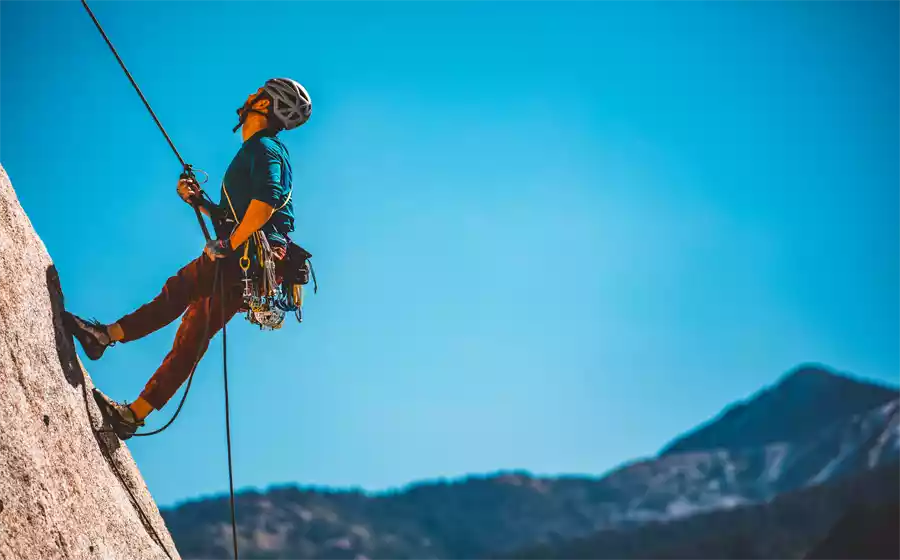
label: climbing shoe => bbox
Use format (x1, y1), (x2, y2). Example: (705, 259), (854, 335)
(92, 389), (144, 440)
(64, 313), (114, 360)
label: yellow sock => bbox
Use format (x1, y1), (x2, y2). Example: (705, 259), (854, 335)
(108, 323), (125, 342)
(129, 398), (153, 421)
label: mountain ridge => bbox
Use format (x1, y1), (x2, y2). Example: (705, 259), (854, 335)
(504, 460), (900, 560)
(660, 363), (899, 456)
(162, 365), (899, 559)
(162, 364), (899, 510)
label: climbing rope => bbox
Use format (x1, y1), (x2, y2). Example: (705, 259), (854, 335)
(220, 268), (240, 560)
(80, 2), (239, 558)
(80, 0), (211, 242)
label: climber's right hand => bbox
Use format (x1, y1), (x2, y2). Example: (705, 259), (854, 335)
(177, 177), (201, 205)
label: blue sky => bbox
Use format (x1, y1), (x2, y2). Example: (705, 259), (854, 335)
(1, 1), (897, 508)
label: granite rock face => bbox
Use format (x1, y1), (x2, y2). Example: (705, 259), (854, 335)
(0, 163), (179, 560)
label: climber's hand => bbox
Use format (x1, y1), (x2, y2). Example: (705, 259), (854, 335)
(204, 239), (233, 261)
(177, 177), (201, 205)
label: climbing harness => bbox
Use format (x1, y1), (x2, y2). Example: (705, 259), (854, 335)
(220, 178), (316, 331)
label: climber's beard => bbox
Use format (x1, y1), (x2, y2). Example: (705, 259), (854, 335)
(233, 104), (250, 134)
(233, 90), (269, 133)
(233, 103), (269, 134)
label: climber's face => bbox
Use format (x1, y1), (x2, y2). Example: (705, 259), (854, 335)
(234, 86), (275, 138)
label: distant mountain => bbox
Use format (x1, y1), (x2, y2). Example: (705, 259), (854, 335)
(575, 398), (898, 522)
(162, 365), (900, 560)
(661, 364), (899, 455)
(504, 461), (900, 560)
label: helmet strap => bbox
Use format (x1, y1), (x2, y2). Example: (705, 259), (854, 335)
(233, 92), (270, 133)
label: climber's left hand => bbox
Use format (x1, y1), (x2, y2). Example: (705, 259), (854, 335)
(204, 239), (233, 261)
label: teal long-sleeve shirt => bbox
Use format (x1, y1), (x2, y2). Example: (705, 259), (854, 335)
(217, 129), (294, 246)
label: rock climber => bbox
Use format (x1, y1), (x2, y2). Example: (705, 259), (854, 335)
(65, 78), (312, 439)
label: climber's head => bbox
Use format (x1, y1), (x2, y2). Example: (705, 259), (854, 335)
(234, 78), (312, 139)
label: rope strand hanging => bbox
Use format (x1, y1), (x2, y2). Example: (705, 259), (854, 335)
(80, 0), (211, 242)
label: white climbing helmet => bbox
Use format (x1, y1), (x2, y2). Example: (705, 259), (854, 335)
(263, 78), (312, 130)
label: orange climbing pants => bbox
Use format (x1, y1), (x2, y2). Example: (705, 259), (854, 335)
(115, 252), (246, 410)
